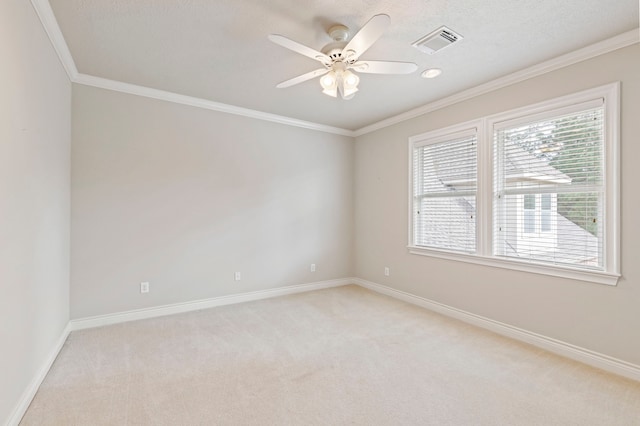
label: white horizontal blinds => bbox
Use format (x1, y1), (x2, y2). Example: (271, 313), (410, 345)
(493, 105), (605, 269)
(413, 131), (477, 252)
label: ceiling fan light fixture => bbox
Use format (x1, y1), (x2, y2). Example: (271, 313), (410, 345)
(340, 86), (358, 101)
(322, 88), (338, 97)
(320, 71), (338, 97)
(320, 68), (359, 99)
(340, 70), (359, 99)
(344, 70), (359, 86)
(321, 72), (337, 88)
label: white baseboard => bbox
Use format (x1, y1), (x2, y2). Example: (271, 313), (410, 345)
(9, 276), (639, 426)
(6, 278), (351, 425)
(70, 278), (352, 331)
(353, 278), (640, 382)
(5, 322), (71, 426)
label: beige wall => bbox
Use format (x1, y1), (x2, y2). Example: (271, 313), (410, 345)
(354, 44), (640, 365)
(0, 1), (71, 424)
(71, 85), (354, 319)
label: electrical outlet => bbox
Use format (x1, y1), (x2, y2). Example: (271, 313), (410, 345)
(310, 263), (316, 272)
(384, 267), (390, 276)
(234, 272), (241, 281)
(140, 281), (149, 293)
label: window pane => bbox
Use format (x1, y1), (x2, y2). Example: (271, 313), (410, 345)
(495, 192), (602, 267)
(494, 106), (605, 270)
(413, 133), (477, 253)
(541, 194), (551, 232)
(541, 194), (551, 209)
(524, 194), (536, 209)
(523, 194), (535, 233)
(498, 109), (603, 192)
(416, 196), (476, 252)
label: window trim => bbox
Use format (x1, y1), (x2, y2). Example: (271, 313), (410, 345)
(408, 83), (620, 286)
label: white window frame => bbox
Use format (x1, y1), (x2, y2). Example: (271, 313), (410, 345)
(408, 83), (620, 286)
(411, 122), (480, 253)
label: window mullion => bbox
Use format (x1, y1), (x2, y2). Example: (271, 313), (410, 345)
(502, 184), (604, 196)
(476, 118), (491, 257)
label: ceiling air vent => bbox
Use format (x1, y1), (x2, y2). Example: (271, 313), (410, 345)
(412, 26), (463, 54)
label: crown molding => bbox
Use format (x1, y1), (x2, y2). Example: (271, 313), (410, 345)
(30, 0), (78, 80)
(353, 28), (639, 137)
(29, 0), (636, 139)
(74, 74), (355, 137)
(29, 0), (353, 136)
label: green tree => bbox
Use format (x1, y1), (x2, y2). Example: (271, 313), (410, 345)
(548, 110), (602, 236)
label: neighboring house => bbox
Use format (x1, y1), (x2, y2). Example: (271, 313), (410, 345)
(418, 146), (599, 266)
(501, 146), (599, 266)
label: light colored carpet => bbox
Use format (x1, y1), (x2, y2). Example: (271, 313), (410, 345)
(21, 285), (640, 425)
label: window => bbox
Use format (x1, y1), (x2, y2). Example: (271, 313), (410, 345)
(412, 127), (477, 253)
(409, 83), (620, 285)
(494, 102), (604, 268)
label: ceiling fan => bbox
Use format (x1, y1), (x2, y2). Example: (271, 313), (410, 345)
(268, 14), (417, 100)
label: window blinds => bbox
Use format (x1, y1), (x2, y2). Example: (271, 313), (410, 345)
(493, 105), (605, 269)
(413, 131), (477, 252)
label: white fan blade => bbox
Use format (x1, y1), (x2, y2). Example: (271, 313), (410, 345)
(341, 14), (390, 61)
(268, 34), (331, 64)
(276, 68), (329, 88)
(351, 60), (418, 74)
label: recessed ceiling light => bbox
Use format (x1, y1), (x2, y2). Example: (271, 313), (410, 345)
(421, 68), (442, 79)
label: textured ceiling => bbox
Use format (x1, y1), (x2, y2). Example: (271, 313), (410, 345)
(49, 0), (639, 131)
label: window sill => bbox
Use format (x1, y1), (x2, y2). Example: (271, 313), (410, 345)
(407, 246), (620, 286)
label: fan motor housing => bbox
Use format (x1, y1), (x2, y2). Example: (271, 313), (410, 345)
(322, 24), (352, 64)
(328, 25), (349, 42)
(322, 42), (358, 65)
(322, 42), (346, 57)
